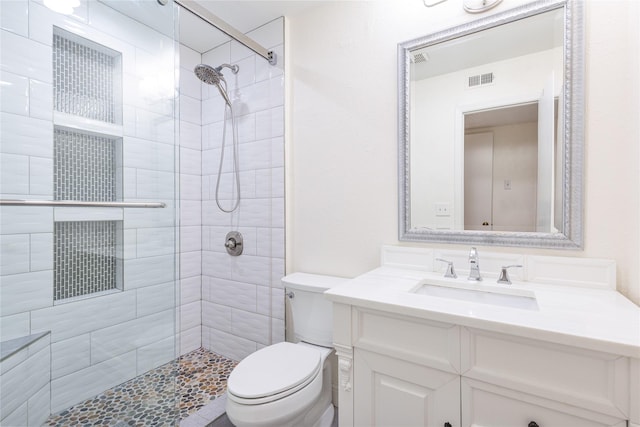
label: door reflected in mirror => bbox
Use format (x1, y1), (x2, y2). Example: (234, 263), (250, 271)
(462, 100), (560, 233)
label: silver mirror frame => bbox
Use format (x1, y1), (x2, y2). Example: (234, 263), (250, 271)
(398, 0), (583, 249)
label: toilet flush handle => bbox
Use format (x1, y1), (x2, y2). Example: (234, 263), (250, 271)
(286, 291), (295, 299)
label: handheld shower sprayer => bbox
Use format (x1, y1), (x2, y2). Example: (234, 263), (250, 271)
(194, 63), (242, 213)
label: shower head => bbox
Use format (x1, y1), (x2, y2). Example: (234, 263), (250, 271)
(194, 63), (239, 85)
(194, 63), (239, 106)
(194, 63), (224, 85)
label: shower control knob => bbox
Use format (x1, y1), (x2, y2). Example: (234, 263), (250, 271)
(224, 231), (243, 256)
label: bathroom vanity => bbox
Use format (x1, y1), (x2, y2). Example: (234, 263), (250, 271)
(325, 246), (640, 427)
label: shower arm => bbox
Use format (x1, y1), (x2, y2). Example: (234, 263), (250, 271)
(174, 0), (277, 66)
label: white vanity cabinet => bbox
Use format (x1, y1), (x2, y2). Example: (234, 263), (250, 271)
(333, 306), (632, 427)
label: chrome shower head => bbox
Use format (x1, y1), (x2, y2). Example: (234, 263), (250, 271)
(194, 63), (223, 85)
(194, 63), (239, 106)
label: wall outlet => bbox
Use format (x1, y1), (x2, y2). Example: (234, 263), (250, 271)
(435, 203), (451, 217)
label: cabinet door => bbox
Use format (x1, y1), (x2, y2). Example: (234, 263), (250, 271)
(461, 378), (627, 427)
(354, 349), (460, 427)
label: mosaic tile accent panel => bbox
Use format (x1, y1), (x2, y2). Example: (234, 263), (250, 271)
(46, 348), (237, 426)
(54, 221), (121, 301)
(53, 29), (120, 123)
(54, 128), (118, 202)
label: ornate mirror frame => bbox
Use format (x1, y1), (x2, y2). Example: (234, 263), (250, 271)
(398, 0), (584, 249)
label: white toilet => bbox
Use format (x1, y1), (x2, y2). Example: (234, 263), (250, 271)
(225, 272), (346, 427)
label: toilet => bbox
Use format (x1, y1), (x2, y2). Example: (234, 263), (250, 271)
(225, 272), (347, 427)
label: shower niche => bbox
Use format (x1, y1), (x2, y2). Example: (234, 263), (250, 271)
(52, 27), (124, 303)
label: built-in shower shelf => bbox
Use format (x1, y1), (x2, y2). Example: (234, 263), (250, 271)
(54, 112), (123, 138)
(53, 27), (122, 125)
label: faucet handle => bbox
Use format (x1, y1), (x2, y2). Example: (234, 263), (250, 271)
(435, 258), (457, 278)
(497, 264), (523, 285)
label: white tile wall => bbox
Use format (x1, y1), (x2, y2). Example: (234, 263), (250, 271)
(136, 282), (176, 317)
(0, 234), (30, 275)
(179, 325), (201, 355)
(0, 0), (29, 37)
(50, 334), (91, 380)
(0, 113), (53, 158)
(0, 71), (29, 116)
(0, 271), (53, 316)
(123, 254), (175, 289)
(200, 18), (285, 360)
(31, 291), (136, 342)
(28, 382), (51, 426)
(0, 313), (30, 342)
(136, 335), (175, 375)
(90, 310), (174, 364)
(50, 350), (137, 413)
(0, 337), (50, 425)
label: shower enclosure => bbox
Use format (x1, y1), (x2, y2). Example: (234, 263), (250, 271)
(1, 0), (286, 424)
(0, 0), (179, 423)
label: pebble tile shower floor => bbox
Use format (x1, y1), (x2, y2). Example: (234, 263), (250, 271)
(46, 348), (237, 426)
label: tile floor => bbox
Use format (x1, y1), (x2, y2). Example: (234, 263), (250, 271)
(46, 348), (237, 427)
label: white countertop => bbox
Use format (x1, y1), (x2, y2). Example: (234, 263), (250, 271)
(325, 266), (640, 358)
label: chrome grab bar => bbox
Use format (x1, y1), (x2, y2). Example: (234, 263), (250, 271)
(0, 199), (166, 208)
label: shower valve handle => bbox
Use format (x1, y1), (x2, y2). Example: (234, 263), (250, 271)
(224, 231), (243, 256)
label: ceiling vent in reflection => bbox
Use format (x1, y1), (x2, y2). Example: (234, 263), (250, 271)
(411, 52), (429, 64)
(468, 72), (494, 88)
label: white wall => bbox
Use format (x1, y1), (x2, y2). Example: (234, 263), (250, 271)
(287, 0), (640, 305)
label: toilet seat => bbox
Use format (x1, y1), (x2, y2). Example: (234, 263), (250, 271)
(227, 342), (322, 405)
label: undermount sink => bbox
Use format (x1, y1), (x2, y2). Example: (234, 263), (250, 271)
(412, 281), (539, 311)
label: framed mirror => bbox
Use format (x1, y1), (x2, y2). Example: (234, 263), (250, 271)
(398, 0), (583, 248)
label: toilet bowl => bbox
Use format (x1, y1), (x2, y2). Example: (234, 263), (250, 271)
(225, 273), (347, 427)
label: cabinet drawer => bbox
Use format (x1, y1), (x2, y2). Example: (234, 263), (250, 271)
(462, 328), (629, 419)
(353, 308), (460, 373)
(462, 378), (626, 427)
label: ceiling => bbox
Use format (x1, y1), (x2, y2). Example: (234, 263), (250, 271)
(98, 0), (321, 54)
(410, 7), (564, 81)
(180, 1), (322, 53)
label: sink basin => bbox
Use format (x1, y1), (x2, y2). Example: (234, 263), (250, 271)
(412, 281), (538, 310)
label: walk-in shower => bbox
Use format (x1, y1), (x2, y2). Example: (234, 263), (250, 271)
(0, 0), (285, 424)
(195, 63), (242, 213)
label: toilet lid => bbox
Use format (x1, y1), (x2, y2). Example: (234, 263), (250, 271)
(227, 342), (321, 399)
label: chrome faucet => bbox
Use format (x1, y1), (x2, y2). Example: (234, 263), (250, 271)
(468, 247), (482, 281)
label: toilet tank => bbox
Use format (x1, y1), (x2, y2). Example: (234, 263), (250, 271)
(282, 272), (348, 347)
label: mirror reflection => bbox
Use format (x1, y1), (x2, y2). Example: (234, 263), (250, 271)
(400, 0), (584, 248)
(408, 7), (564, 233)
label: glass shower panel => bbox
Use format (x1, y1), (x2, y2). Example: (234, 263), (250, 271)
(0, 0), (179, 425)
